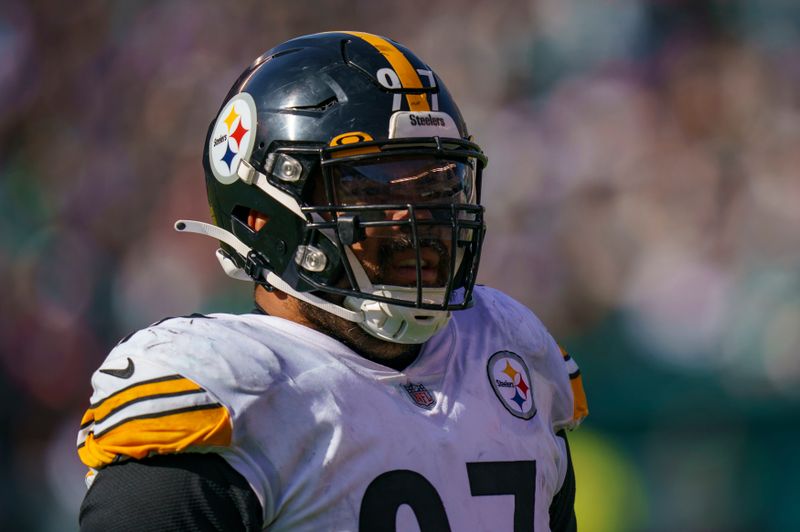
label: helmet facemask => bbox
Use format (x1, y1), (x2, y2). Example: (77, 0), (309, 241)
(305, 150), (482, 299)
(289, 144), (485, 343)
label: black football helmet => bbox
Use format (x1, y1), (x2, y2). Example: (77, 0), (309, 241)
(177, 31), (487, 343)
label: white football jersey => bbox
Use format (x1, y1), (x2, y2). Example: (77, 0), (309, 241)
(78, 286), (587, 531)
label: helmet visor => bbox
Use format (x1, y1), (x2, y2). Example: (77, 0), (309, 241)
(329, 156), (476, 208)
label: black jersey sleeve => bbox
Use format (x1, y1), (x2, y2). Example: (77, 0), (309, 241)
(79, 453), (263, 532)
(549, 430), (578, 532)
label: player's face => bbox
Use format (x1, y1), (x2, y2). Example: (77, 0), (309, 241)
(324, 155), (477, 288)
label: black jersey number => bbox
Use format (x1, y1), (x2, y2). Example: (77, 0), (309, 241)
(358, 460), (537, 532)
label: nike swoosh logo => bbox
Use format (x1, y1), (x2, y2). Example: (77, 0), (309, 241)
(99, 357), (135, 379)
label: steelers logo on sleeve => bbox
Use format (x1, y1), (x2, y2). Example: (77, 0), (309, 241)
(487, 351), (536, 420)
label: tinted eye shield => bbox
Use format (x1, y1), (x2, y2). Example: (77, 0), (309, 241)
(328, 158), (475, 210)
(259, 136), (486, 202)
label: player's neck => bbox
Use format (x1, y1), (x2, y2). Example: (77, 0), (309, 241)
(254, 285), (422, 371)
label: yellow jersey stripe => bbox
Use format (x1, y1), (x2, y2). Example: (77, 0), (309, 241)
(558, 345), (588, 423)
(86, 376), (203, 421)
(570, 374), (589, 423)
(342, 31), (430, 112)
(93, 388), (206, 426)
(559, 345), (570, 360)
(89, 374), (185, 408)
(78, 403), (232, 469)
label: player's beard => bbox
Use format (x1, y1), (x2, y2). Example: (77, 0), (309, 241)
(296, 234), (450, 369)
(297, 299), (422, 370)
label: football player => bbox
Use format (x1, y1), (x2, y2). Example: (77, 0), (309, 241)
(77, 31), (588, 531)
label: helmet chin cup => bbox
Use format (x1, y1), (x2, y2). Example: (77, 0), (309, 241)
(345, 287), (452, 344)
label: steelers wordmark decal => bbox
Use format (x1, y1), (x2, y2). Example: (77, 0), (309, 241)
(487, 351), (536, 420)
(209, 93), (257, 184)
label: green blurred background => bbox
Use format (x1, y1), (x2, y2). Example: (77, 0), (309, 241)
(1, 0), (798, 530)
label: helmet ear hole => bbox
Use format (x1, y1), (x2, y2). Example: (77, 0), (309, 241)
(247, 209), (271, 233)
(231, 206), (270, 233)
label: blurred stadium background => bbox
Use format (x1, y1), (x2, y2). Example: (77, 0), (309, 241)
(1, 0), (798, 530)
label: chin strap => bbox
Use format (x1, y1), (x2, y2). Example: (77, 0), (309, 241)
(345, 288), (451, 345)
(174, 219), (452, 344)
(174, 219), (363, 323)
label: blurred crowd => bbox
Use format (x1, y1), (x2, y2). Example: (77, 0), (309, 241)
(1, 0), (798, 530)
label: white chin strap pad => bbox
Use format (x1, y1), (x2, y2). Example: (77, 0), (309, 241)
(345, 287), (452, 344)
(175, 219), (449, 344)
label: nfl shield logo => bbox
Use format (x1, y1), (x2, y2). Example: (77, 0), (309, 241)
(403, 383), (436, 410)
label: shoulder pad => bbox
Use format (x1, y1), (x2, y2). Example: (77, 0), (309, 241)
(469, 286), (549, 345)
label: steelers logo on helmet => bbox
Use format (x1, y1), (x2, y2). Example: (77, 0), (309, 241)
(209, 92), (257, 185)
(487, 351), (536, 420)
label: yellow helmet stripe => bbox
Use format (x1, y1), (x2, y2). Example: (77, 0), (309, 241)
(343, 31), (430, 112)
